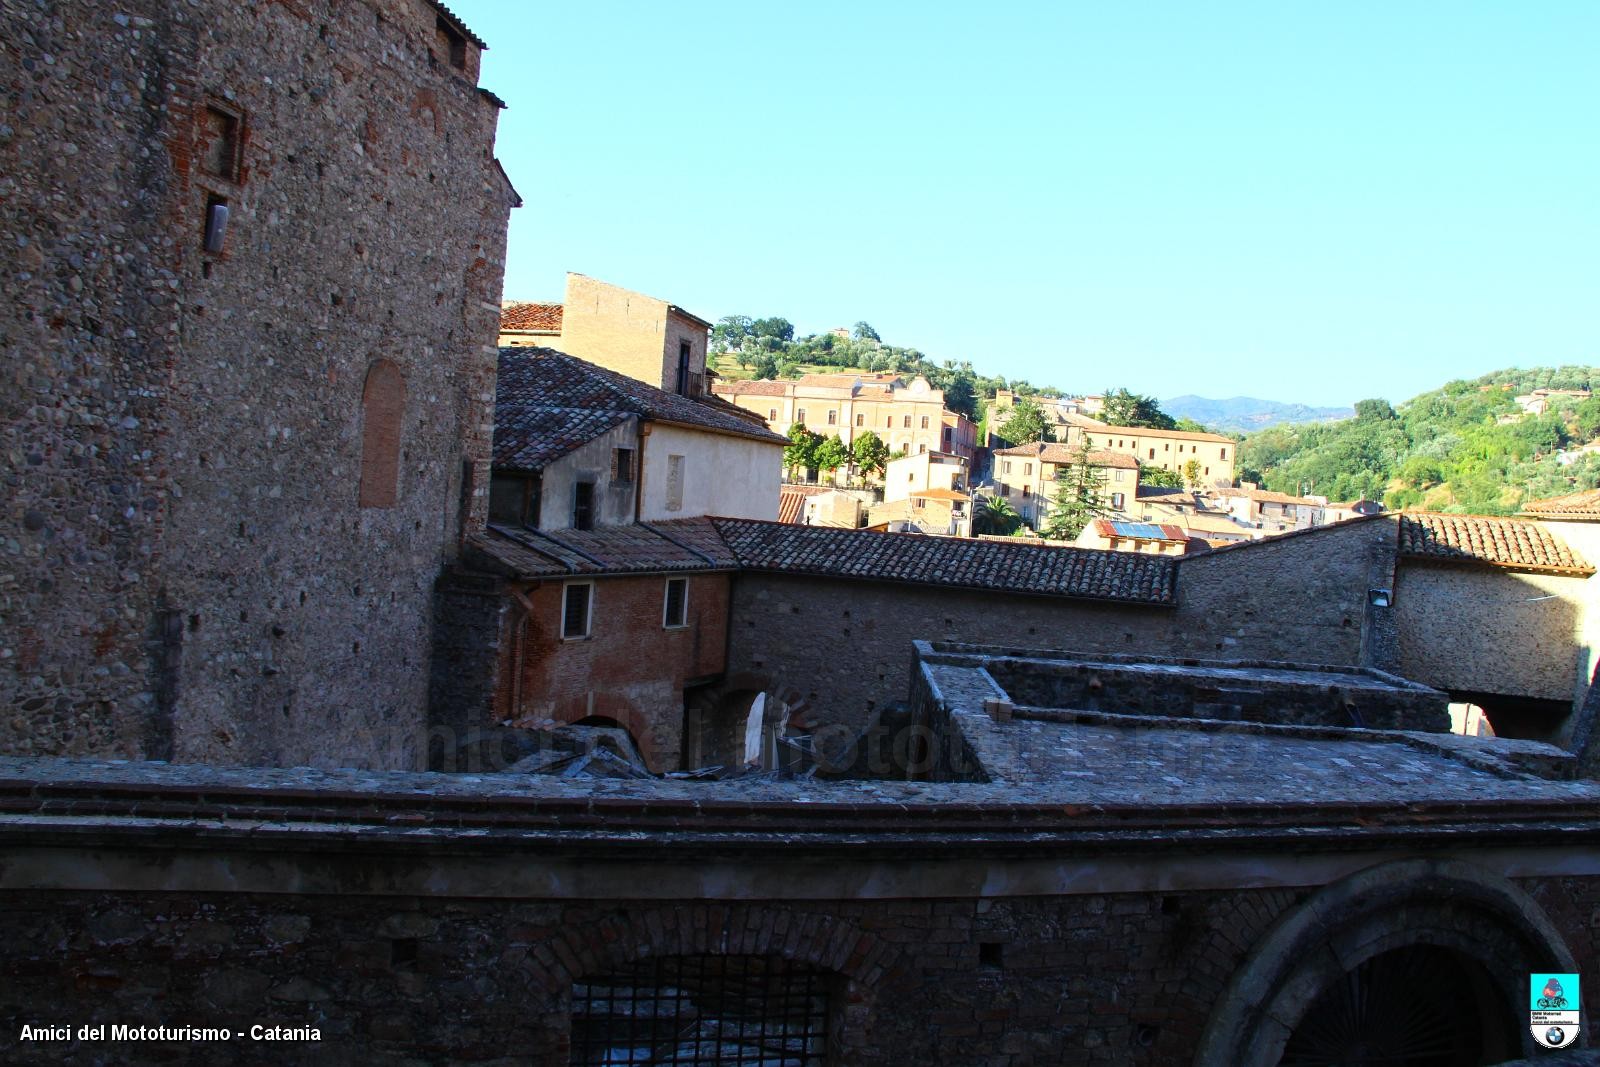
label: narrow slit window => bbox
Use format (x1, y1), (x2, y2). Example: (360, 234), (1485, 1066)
(663, 577), (688, 628)
(561, 583), (592, 640)
(573, 482), (595, 530)
(203, 195), (229, 254)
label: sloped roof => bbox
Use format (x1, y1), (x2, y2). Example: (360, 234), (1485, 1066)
(778, 488), (807, 524)
(1216, 487), (1323, 506)
(1093, 520), (1188, 543)
(710, 519), (1177, 605)
(713, 379), (791, 397)
(428, 0), (488, 49)
(500, 302), (563, 332)
(470, 520), (739, 579)
(991, 442), (1138, 468)
(909, 488), (970, 502)
(495, 348), (787, 472)
(1397, 513), (1594, 576)
(1521, 489), (1600, 522)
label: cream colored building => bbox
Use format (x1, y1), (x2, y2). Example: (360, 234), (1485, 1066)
(1212, 484), (1327, 532)
(989, 394), (1236, 488)
(991, 442), (1140, 530)
(1073, 518), (1190, 555)
(499, 273), (713, 398)
(885, 450), (967, 504)
(715, 373), (976, 464)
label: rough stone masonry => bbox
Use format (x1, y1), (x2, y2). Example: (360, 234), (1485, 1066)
(1, 0), (517, 768)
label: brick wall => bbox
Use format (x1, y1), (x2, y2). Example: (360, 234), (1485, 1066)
(501, 572), (731, 771)
(1, 0), (515, 768)
(726, 519), (1398, 735)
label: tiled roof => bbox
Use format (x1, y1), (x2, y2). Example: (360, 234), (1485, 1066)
(1522, 489), (1600, 522)
(992, 442), (1138, 468)
(778, 488), (807, 524)
(910, 488), (969, 502)
(427, 0), (488, 49)
(500, 302), (563, 332)
(1093, 520), (1188, 542)
(469, 520), (738, 579)
(1216, 487), (1323, 506)
(713, 379), (791, 397)
(710, 519), (1177, 605)
(1397, 513), (1594, 575)
(495, 348), (787, 472)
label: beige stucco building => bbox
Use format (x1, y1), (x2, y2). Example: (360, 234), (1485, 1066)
(884, 450), (967, 504)
(715, 373), (977, 464)
(500, 274), (714, 398)
(992, 442), (1140, 530)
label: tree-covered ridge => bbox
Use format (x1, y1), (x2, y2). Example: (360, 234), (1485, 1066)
(1239, 366), (1600, 513)
(711, 315), (1067, 421)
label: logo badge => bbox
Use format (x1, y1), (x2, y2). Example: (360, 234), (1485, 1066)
(1530, 973), (1580, 1049)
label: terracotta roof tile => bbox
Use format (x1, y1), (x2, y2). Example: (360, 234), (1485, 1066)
(991, 442), (1138, 468)
(494, 348), (786, 471)
(711, 519), (1177, 605)
(500, 302), (564, 332)
(1397, 513), (1594, 575)
(470, 519), (738, 579)
(1522, 489), (1600, 521)
(712, 379), (791, 397)
(1215, 487), (1323, 506)
(778, 488), (807, 524)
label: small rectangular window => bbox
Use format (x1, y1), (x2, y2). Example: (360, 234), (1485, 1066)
(827, 410), (837, 425)
(201, 105), (240, 181)
(676, 340), (692, 395)
(769, 408), (778, 421)
(489, 473), (540, 527)
(1220, 447), (1227, 459)
(202, 194), (229, 253)
(1149, 448), (1156, 459)
(855, 413), (864, 427)
(921, 415), (929, 429)
(797, 408), (807, 425)
(1024, 463), (1032, 476)
(903, 415), (911, 428)
(663, 577), (688, 628)
(573, 481), (595, 530)
(612, 448), (635, 485)
(1112, 492), (1125, 509)
(1003, 461), (1011, 474)
(562, 583), (592, 640)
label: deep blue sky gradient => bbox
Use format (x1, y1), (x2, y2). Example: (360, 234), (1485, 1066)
(457, 1), (1599, 406)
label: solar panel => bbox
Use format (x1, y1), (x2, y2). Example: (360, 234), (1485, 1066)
(1112, 522), (1171, 539)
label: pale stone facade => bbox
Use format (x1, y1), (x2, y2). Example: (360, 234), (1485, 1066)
(991, 444), (1139, 530)
(715, 374), (976, 464)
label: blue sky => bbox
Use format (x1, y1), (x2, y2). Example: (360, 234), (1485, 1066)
(458, 1), (1598, 407)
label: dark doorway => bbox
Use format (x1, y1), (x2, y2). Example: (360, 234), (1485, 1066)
(1279, 944), (1517, 1066)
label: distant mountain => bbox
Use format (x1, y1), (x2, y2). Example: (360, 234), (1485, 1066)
(1163, 395), (1353, 433)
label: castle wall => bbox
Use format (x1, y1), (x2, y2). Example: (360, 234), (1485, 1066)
(1, 0), (514, 768)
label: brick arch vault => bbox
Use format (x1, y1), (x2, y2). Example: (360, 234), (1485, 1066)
(1193, 857), (1582, 1067)
(516, 903), (900, 1064)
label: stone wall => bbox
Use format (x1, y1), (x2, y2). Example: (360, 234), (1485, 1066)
(0, 874), (1592, 1066)
(1, 0), (515, 768)
(1394, 562), (1588, 706)
(725, 519), (1398, 735)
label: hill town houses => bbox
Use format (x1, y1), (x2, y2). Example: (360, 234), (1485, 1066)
(3, 3), (1600, 1065)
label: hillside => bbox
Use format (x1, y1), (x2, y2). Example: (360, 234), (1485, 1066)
(1164, 395), (1351, 433)
(1238, 367), (1600, 513)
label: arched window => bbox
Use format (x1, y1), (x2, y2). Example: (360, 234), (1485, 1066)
(358, 360), (405, 508)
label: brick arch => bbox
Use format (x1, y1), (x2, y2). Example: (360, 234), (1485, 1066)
(519, 903), (898, 1058)
(684, 671), (813, 770)
(358, 359), (405, 508)
(547, 703), (661, 771)
(1194, 857), (1578, 1067)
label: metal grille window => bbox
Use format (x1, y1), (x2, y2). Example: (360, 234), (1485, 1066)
(571, 955), (829, 1066)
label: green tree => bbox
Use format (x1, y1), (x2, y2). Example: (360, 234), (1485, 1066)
(712, 315), (753, 352)
(1182, 458), (1203, 489)
(1102, 388), (1177, 430)
(999, 397), (1050, 444)
(1043, 439), (1109, 540)
(1354, 398), (1397, 421)
(974, 496), (1021, 536)
(851, 430), (889, 478)
(784, 423), (822, 478)
(748, 351), (779, 380)
(751, 317), (795, 344)
(852, 321), (881, 342)
(1139, 465), (1184, 489)
(815, 434), (850, 477)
